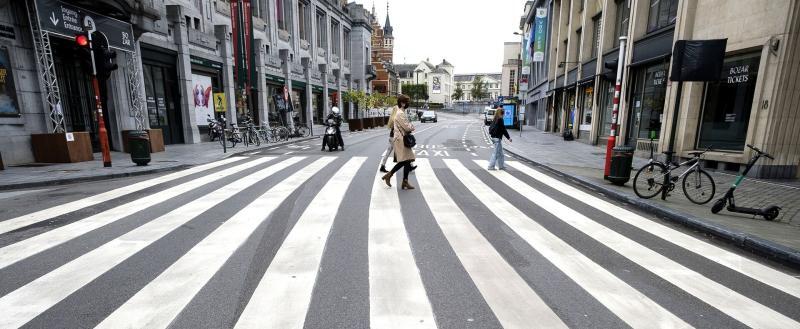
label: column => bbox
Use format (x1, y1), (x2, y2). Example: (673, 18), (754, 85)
(254, 39), (269, 127)
(215, 24), (238, 125)
(167, 5), (201, 143)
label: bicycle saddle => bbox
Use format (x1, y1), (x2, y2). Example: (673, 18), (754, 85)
(687, 150), (706, 157)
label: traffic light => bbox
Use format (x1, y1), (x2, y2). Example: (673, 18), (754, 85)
(91, 32), (118, 81)
(74, 33), (93, 72)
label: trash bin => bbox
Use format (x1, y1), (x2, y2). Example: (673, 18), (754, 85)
(128, 130), (151, 166)
(608, 146), (635, 186)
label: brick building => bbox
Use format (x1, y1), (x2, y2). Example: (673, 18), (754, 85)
(370, 2), (399, 95)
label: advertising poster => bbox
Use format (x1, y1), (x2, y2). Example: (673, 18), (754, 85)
(214, 93), (227, 112)
(503, 104), (515, 126)
(432, 77), (441, 94)
(0, 47), (19, 115)
(192, 74), (214, 125)
(533, 8), (547, 62)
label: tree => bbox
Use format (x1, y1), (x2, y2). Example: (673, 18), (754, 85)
(452, 83), (464, 102)
(470, 76), (487, 101)
(404, 84), (429, 107)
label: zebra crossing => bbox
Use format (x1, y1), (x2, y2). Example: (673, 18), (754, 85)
(0, 155), (798, 328)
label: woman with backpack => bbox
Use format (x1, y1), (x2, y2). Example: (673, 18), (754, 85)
(381, 95), (417, 190)
(488, 106), (512, 170)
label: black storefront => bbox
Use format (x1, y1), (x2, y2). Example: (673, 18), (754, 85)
(190, 56), (224, 138)
(625, 28), (674, 146)
(266, 74), (288, 126)
(141, 46), (183, 145)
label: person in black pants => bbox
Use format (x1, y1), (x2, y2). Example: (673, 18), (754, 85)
(381, 95), (417, 190)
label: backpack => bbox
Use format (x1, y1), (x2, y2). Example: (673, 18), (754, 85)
(489, 120), (499, 137)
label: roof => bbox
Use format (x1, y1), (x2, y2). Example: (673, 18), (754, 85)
(384, 15), (393, 36)
(432, 67), (449, 74)
(454, 73), (502, 82)
(440, 59), (453, 67)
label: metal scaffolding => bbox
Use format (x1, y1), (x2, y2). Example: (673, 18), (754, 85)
(25, 0), (65, 133)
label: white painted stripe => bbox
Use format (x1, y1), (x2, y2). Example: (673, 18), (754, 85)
(369, 172), (436, 328)
(0, 157), (244, 235)
(416, 159), (567, 329)
(506, 161), (800, 300)
(97, 157), (335, 329)
(450, 160), (687, 328)
(480, 160), (800, 329)
(235, 157), (366, 329)
(470, 153), (477, 157)
(0, 157), (302, 329)
(0, 157), (273, 271)
(285, 151), (295, 155)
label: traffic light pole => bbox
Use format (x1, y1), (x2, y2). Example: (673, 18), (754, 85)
(603, 36), (627, 180)
(84, 19), (112, 167)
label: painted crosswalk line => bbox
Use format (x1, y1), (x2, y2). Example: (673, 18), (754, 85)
(449, 159), (688, 328)
(234, 157), (365, 329)
(0, 157), (274, 271)
(368, 170), (436, 328)
(479, 160), (800, 329)
(0, 156), (245, 236)
(97, 157), (335, 329)
(0, 157), (301, 329)
(415, 159), (568, 328)
(505, 161), (800, 300)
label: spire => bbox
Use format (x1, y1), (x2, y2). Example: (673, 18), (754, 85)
(372, 1), (376, 15)
(384, 0), (393, 37)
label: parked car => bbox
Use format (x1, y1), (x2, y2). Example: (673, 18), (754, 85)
(484, 108), (496, 125)
(420, 110), (438, 123)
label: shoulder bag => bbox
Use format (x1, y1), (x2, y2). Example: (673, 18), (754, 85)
(395, 119), (416, 148)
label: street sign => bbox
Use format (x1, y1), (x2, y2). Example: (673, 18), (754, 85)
(35, 0), (135, 52)
(214, 93), (227, 112)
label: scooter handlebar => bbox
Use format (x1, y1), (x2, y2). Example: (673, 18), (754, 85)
(747, 144), (774, 160)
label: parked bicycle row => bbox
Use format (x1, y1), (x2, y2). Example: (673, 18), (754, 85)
(206, 115), (311, 149)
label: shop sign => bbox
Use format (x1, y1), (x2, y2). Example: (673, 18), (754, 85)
(190, 56), (223, 70)
(312, 85), (324, 93)
(213, 93), (227, 112)
(0, 47), (19, 116)
(265, 74), (286, 84)
(35, 0), (134, 52)
(652, 70), (666, 86)
(726, 64), (752, 84)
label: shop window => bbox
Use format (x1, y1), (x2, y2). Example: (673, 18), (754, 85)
(0, 47), (20, 116)
(697, 52), (761, 151)
(628, 61), (668, 141)
(581, 86), (593, 129)
(599, 80), (615, 136)
(647, 0), (678, 33)
(613, 0), (629, 48)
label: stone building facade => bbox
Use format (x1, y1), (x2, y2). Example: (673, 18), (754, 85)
(519, 0), (800, 178)
(0, 0), (374, 166)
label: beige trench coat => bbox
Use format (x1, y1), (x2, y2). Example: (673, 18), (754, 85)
(391, 108), (416, 163)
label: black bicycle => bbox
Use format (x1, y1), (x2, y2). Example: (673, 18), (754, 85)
(633, 146), (716, 204)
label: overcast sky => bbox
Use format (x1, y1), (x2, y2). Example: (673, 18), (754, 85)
(350, 0), (528, 74)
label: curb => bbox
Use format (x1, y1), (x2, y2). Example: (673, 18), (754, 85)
(483, 126), (800, 268)
(0, 136), (316, 192)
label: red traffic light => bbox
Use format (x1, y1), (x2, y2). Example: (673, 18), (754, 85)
(75, 34), (89, 47)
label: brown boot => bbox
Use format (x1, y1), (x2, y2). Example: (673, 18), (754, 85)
(381, 173), (393, 187)
(401, 179), (415, 190)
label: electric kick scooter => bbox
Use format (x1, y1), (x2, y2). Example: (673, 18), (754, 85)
(711, 144), (781, 220)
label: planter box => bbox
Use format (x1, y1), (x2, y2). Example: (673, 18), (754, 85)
(31, 132), (93, 163)
(348, 118), (363, 131)
(365, 117), (375, 129)
(121, 129), (165, 153)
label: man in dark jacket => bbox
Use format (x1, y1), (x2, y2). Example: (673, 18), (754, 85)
(322, 107), (344, 151)
(488, 106), (512, 170)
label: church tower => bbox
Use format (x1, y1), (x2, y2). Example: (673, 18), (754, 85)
(383, 1), (394, 51)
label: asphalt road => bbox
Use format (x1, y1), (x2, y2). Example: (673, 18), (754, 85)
(0, 111), (798, 329)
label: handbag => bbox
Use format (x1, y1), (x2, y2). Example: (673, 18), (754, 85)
(403, 133), (416, 148)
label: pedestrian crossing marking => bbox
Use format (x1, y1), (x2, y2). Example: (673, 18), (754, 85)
(97, 157), (335, 329)
(505, 161), (800, 300)
(0, 157), (274, 271)
(479, 160), (800, 329)
(368, 172), (436, 328)
(0, 156), (245, 236)
(415, 159), (568, 329)
(234, 157), (365, 328)
(0, 157), (300, 329)
(451, 160), (687, 328)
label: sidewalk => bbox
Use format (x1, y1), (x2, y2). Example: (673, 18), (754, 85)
(0, 137), (315, 191)
(492, 126), (800, 266)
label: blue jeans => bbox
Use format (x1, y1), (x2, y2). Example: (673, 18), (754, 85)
(488, 137), (505, 169)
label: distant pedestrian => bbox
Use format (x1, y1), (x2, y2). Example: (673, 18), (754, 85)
(381, 94), (417, 190)
(379, 105), (400, 173)
(488, 106), (512, 170)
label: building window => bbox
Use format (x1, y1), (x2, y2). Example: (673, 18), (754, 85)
(580, 86), (593, 130)
(628, 61), (668, 140)
(509, 70), (516, 95)
(252, 0), (262, 18)
(343, 29), (351, 61)
(298, 2), (310, 42)
(647, 0), (678, 32)
(698, 52), (761, 150)
(591, 15), (602, 57)
(331, 20), (340, 56)
(575, 28), (582, 61)
(276, 0), (291, 32)
(316, 11), (327, 50)
(614, 0), (630, 48)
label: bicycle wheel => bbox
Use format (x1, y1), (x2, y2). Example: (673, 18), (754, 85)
(633, 162), (668, 199)
(297, 125), (309, 137)
(682, 169), (715, 205)
(220, 131), (233, 148)
(249, 130), (261, 146)
(269, 129), (279, 143)
(278, 127), (289, 141)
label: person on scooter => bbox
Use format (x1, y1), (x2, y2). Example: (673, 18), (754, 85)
(322, 107), (344, 151)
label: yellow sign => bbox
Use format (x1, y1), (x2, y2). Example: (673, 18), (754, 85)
(213, 93), (226, 112)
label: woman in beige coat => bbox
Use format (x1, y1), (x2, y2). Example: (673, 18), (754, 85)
(381, 94), (416, 190)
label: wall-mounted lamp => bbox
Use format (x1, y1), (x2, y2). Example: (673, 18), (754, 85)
(769, 36), (780, 55)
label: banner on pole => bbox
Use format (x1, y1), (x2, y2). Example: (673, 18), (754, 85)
(533, 8), (547, 62)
